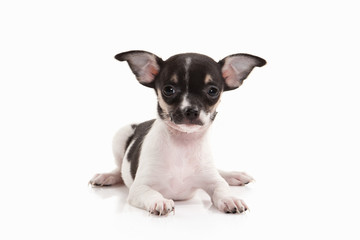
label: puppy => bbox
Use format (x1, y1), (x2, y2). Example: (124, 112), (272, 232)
(90, 51), (266, 215)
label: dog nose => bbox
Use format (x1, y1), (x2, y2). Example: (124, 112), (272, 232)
(184, 108), (199, 121)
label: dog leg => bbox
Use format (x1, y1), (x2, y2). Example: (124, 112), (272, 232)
(128, 184), (175, 216)
(203, 176), (248, 214)
(89, 124), (135, 186)
(89, 168), (123, 186)
(218, 170), (254, 186)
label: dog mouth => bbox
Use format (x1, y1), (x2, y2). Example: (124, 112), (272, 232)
(170, 113), (204, 126)
(158, 107), (210, 133)
(162, 112), (203, 133)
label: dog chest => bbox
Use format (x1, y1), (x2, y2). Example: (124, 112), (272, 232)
(157, 140), (205, 198)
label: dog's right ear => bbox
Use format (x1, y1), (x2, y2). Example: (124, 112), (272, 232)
(115, 51), (163, 88)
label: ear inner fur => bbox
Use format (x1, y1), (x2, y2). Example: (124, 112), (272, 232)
(114, 50), (163, 88)
(219, 53), (266, 91)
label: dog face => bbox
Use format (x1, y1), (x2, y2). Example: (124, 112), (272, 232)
(154, 53), (225, 133)
(115, 51), (266, 133)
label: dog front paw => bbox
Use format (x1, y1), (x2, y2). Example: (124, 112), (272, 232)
(215, 196), (248, 214)
(148, 199), (175, 216)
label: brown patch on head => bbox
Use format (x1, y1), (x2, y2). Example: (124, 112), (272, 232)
(157, 89), (171, 118)
(208, 93), (222, 114)
(204, 74), (213, 84)
(170, 74), (178, 84)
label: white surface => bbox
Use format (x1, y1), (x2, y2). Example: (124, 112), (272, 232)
(1, 0), (359, 239)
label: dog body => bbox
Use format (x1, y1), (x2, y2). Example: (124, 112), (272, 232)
(120, 120), (212, 199)
(90, 51), (266, 215)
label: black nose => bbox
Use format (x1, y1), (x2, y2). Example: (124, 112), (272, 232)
(184, 108), (199, 121)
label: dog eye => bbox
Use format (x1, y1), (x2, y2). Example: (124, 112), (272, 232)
(162, 85), (176, 97)
(207, 86), (219, 97)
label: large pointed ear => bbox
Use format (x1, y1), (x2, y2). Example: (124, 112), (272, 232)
(115, 50), (163, 88)
(218, 54), (266, 91)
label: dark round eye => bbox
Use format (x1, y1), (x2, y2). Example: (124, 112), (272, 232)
(162, 85), (176, 97)
(207, 86), (219, 97)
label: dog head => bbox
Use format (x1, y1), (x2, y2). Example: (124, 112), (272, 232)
(115, 51), (266, 133)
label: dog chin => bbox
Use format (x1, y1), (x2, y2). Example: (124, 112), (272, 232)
(165, 120), (203, 134)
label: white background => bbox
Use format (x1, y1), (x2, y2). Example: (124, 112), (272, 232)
(1, 0), (359, 239)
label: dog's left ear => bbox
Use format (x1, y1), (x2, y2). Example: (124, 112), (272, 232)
(218, 54), (266, 91)
(115, 50), (163, 88)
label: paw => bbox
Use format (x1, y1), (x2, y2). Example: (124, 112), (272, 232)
(215, 196), (248, 214)
(89, 173), (122, 186)
(147, 199), (175, 216)
(222, 171), (254, 186)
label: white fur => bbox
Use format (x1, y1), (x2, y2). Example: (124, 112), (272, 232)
(127, 119), (211, 199)
(164, 120), (202, 134)
(124, 119), (248, 214)
(184, 57), (191, 88)
(185, 57), (192, 72)
(180, 94), (190, 110)
(90, 117), (251, 215)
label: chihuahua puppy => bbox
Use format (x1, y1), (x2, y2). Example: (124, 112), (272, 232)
(90, 51), (266, 215)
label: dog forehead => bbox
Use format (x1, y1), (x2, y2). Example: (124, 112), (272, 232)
(160, 53), (222, 84)
(166, 53), (217, 70)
